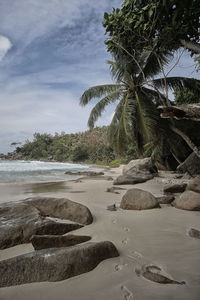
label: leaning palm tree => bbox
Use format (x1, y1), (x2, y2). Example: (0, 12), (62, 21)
(80, 50), (200, 165)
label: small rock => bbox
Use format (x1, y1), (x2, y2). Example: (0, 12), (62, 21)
(163, 183), (187, 194)
(106, 186), (126, 194)
(80, 176), (113, 181)
(31, 234), (91, 250)
(120, 188), (160, 210)
(156, 195), (174, 204)
(136, 265), (185, 285)
(107, 204), (117, 211)
(188, 228), (200, 239)
(65, 171), (104, 176)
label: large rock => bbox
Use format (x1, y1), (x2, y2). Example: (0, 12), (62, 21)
(0, 197), (92, 249)
(114, 175), (149, 185)
(120, 188), (160, 210)
(173, 191), (200, 211)
(177, 152), (200, 175)
(27, 197), (93, 225)
(0, 241), (119, 287)
(123, 157), (157, 175)
(163, 183), (187, 194)
(31, 234), (91, 250)
(114, 158), (157, 185)
(187, 177), (200, 193)
(0, 203), (41, 249)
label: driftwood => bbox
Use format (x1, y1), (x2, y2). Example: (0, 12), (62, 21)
(159, 104), (200, 122)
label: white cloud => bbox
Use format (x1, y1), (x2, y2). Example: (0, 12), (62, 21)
(0, 35), (12, 62)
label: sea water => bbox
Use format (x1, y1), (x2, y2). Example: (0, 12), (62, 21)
(0, 160), (91, 183)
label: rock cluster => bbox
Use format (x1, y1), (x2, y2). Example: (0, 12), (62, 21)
(0, 197), (92, 249)
(0, 197), (120, 287)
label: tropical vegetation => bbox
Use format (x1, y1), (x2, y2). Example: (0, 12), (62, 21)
(80, 0), (200, 169)
(10, 127), (135, 166)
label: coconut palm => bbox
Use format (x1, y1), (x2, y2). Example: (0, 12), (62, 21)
(80, 51), (200, 165)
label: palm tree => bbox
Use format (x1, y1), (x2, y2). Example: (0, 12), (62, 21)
(80, 50), (200, 166)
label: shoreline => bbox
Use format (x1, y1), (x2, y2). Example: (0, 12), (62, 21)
(0, 157), (114, 169)
(0, 167), (200, 299)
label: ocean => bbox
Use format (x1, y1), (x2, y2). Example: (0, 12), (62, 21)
(0, 160), (91, 183)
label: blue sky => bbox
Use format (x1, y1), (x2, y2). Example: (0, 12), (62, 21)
(0, 0), (199, 153)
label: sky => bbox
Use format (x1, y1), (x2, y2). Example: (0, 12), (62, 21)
(0, 0), (199, 153)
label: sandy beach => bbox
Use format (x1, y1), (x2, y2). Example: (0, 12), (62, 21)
(0, 166), (200, 300)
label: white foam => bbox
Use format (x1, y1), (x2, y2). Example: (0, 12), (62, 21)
(0, 160), (89, 172)
(0, 160), (90, 183)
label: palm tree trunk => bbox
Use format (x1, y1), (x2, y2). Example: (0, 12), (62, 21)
(171, 151), (182, 164)
(170, 125), (200, 158)
(180, 40), (200, 53)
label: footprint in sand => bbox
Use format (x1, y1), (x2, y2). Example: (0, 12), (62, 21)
(128, 250), (143, 259)
(115, 262), (128, 271)
(112, 219), (117, 224)
(123, 227), (130, 232)
(122, 238), (129, 245)
(121, 285), (134, 300)
(115, 264), (123, 271)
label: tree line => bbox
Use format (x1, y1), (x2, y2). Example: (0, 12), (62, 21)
(13, 127), (136, 166)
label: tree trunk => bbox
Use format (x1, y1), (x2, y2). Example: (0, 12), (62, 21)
(159, 104), (200, 122)
(177, 152), (200, 175)
(170, 125), (200, 158)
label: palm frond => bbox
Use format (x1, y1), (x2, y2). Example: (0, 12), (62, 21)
(108, 101), (124, 145)
(107, 58), (136, 84)
(108, 99), (131, 153)
(138, 50), (173, 82)
(142, 87), (168, 105)
(87, 90), (122, 129)
(153, 77), (200, 96)
(107, 60), (126, 83)
(80, 84), (122, 106)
